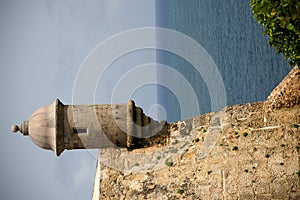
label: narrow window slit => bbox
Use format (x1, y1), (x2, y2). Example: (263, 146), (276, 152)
(73, 127), (87, 134)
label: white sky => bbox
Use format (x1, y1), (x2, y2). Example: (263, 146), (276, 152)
(0, 1), (156, 199)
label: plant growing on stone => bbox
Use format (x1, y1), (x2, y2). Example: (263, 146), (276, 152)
(177, 188), (184, 194)
(232, 146), (238, 151)
(293, 124), (299, 128)
(243, 132), (248, 137)
(207, 170), (212, 175)
(165, 161), (174, 167)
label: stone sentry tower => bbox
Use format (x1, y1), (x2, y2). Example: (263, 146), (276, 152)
(11, 99), (168, 156)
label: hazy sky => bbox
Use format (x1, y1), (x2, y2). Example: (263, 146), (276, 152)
(0, 1), (156, 199)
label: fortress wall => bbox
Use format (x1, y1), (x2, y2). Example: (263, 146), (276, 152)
(94, 103), (300, 200)
(93, 66), (300, 200)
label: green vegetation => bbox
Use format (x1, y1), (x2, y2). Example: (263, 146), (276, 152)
(265, 153), (271, 158)
(165, 161), (174, 167)
(157, 156), (161, 160)
(203, 129), (207, 133)
(134, 162), (139, 167)
(280, 144), (286, 147)
(177, 189), (184, 194)
(297, 171), (300, 177)
(194, 138), (200, 143)
(243, 132), (248, 137)
(207, 170), (213, 175)
(244, 169), (249, 173)
(293, 124), (299, 128)
(296, 146), (300, 152)
(251, 0), (300, 66)
(232, 146), (239, 151)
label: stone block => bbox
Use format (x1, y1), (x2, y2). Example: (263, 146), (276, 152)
(270, 178), (288, 199)
(239, 186), (255, 199)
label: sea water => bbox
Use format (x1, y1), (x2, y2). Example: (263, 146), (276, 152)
(155, 0), (290, 122)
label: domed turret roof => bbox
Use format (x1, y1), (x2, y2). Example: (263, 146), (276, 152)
(11, 99), (64, 156)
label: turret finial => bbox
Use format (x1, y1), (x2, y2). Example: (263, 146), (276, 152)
(11, 125), (20, 133)
(11, 121), (29, 135)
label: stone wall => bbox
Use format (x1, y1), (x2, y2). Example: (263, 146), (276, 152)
(265, 65), (300, 110)
(93, 66), (300, 200)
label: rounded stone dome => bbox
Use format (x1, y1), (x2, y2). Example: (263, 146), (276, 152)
(12, 99), (64, 156)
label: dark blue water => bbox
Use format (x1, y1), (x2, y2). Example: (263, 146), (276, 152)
(155, 0), (290, 122)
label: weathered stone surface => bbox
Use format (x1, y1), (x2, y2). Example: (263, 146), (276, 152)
(93, 67), (300, 200)
(265, 65), (300, 110)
